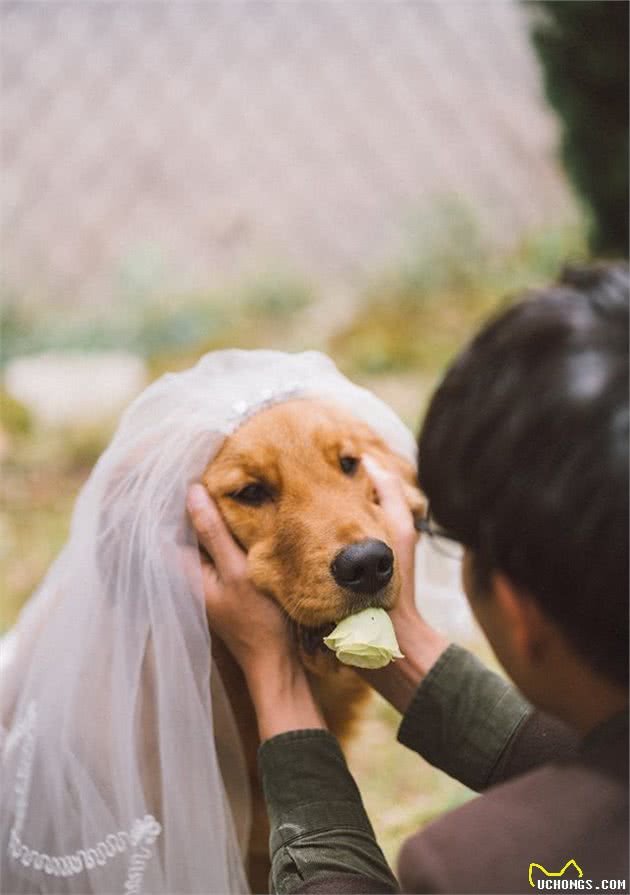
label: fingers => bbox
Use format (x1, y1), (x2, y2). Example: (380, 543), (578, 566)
(362, 454), (418, 556)
(186, 484), (246, 582)
(362, 454), (412, 525)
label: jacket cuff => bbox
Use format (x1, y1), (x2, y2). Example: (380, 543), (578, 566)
(396, 643), (531, 792)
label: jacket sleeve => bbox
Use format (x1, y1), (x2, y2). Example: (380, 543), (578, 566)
(257, 646), (579, 895)
(397, 643), (579, 791)
(258, 729), (399, 895)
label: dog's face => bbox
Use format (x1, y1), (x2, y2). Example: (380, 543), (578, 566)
(202, 398), (424, 651)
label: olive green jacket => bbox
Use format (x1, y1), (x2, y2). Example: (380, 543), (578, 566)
(258, 644), (590, 895)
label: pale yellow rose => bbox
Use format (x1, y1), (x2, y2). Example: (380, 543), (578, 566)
(323, 608), (404, 669)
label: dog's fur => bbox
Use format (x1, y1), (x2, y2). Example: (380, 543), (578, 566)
(202, 397), (423, 892)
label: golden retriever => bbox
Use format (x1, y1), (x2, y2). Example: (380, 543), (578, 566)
(202, 397), (423, 893)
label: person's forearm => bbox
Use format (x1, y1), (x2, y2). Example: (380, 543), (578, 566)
(245, 656), (327, 741)
(358, 612), (449, 715)
(245, 612), (448, 736)
(247, 658), (398, 894)
(392, 641), (580, 792)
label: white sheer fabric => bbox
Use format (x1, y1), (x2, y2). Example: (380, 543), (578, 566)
(1, 350), (424, 895)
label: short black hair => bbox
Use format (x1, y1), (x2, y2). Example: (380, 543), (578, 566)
(418, 263), (629, 686)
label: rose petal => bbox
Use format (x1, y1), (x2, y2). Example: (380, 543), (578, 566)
(323, 608), (404, 668)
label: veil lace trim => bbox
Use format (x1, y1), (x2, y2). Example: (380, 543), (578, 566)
(7, 702), (162, 893)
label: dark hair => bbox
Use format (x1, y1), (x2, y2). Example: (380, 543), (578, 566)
(418, 263), (629, 686)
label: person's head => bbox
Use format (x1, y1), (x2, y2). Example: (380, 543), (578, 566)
(418, 263), (629, 720)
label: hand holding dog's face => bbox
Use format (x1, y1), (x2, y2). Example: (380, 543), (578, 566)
(201, 399), (424, 659)
(186, 484), (298, 680)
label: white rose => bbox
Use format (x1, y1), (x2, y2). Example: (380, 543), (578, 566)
(323, 608), (404, 669)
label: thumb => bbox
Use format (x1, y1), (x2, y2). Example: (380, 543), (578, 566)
(186, 484), (245, 582)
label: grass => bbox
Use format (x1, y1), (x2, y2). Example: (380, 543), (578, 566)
(345, 692), (476, 867)
(0, 423), (108, 630)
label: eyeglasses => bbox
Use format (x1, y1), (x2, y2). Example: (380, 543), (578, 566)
(415, 507), (465, 561)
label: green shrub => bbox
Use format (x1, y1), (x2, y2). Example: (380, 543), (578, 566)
(530, 1), (629, 257)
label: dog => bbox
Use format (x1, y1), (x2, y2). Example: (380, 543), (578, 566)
(202, 397), (424, 892)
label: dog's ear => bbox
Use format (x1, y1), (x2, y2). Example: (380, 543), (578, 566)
(362, 443), (426, 526)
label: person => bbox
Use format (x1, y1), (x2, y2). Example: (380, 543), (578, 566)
(186, 263), (629, 895)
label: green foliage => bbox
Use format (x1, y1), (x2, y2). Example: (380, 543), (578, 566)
(332, 201), (588, 377)
(0, 388), (31, 435)
(0, 297), (228, 367)
(239, 273), (313, 318)
(530, 1), (629, 257)
(394, 198), (491, 302)
(61, 425), (113, 470)
(0, 273), (313, 371)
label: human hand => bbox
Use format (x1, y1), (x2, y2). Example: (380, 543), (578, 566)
(186, 483), (296, 681)
(362, 454), (423, 628)
(360, 455), (449, 707)
(186, 484), (325, 738)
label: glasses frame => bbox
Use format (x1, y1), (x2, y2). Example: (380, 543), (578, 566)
(415, 506), (465, 560)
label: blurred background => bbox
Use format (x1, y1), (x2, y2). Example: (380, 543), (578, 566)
(1, 0), (628, 866)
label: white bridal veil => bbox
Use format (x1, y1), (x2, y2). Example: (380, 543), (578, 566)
(1, 349), (447, 895)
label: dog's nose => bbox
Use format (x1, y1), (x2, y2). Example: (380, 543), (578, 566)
(330, 539), (394, 594)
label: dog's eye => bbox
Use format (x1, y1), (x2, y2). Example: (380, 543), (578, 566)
(229, 483), (271, 506)
(339, 456), (359, 475)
